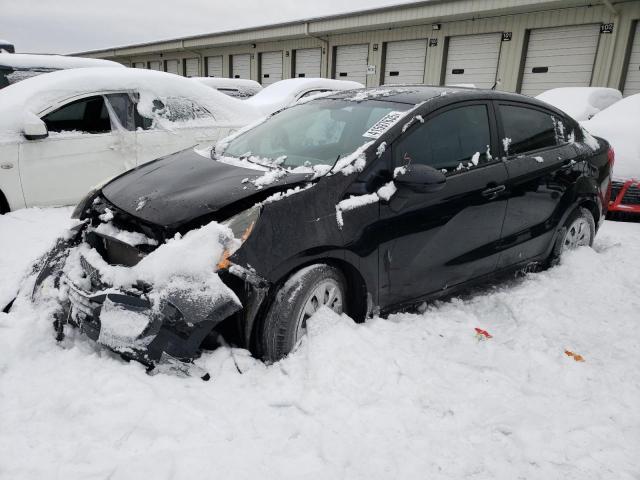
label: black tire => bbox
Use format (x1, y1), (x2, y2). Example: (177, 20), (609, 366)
(550, 206), (595, 265)
(259, 264), (346, 362)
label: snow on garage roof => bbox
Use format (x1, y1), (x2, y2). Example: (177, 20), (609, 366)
(0, 67), (261, 138)
(0, 53), (123, 69)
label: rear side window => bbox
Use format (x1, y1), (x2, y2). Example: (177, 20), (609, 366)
(499, 105), (566, 155)
(394, 104), (492, 173)
(42, 96), (111, 134)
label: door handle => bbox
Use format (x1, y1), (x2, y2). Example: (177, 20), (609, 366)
(0, 162), (13, 170)
(481, 185), (506, 199)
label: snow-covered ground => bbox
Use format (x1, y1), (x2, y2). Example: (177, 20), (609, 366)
(1, 208), (639, 479)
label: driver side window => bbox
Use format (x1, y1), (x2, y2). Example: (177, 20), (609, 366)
(394, 104), (492, 173)
(42, 96), (111, 134)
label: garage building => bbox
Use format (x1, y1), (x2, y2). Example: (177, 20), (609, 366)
(76, 0), (640, 96)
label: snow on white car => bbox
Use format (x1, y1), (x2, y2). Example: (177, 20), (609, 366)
(536, 87), (622, 121)
(582, 93), (640, 218)
(0, 52), (124, 89)
(0, 67), (262, 212)
(244, 78), (364, 115)
(190, 77), (263, 98)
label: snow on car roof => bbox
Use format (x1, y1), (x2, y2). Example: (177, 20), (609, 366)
(244, 78), (364, 114)
(582, 93), (640, 180)
(191, 77), (262, 91)
(0, 53), (124, 70)
(0, 67), (261, 138)
(536, 87), (622, 121)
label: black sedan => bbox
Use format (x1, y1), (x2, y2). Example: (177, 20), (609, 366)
(27, 86), (613, 376)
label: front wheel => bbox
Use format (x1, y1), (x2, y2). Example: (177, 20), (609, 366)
(259, 264), (346, 362)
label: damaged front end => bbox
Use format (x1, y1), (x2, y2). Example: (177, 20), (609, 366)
(32, 196), (251, 379)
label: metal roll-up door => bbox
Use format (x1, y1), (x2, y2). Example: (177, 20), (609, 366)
(206, 56), (223, 77)
(623, 23), (640, 96)
(231, 54), (251, 79)
(148, 61), (162, 71)
(133, 62), (146, 69)
(520, 24), (601, 96)
(185, 58), (199, 77)
(334, 44), (368, 84)
(260, 51), (282, 86)
(383, 39), (427, 85)
(294, 48), (321, 78)
(444, 33), (502, 88)
(165, 59), (180, 75)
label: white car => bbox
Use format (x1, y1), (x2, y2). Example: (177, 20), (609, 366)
(0, 53), (123, 89)
(0, 67), (261, 212)
(190, 77), (263, 98)
(244, 78), (364, 115)
(536, 87), (622, 121)
(582, 94), (640, 217)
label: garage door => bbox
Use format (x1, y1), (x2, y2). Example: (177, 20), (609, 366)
(165, 59), (180, 75)
(148, 61), (162, 71)
(623, 23), (640, 96)
(231, 54), (251, 79)
(383, 39), (427, 85)
(133, 62), (146, 69)
(444, 33), (502, 88)
(206, 56), (223, 77)
(260, 51), (283, 86)
(334, 44), (368, 84)
(520, 24), (601, 96)
(294, 48), (321, 78)
(185, 58), (199, 77)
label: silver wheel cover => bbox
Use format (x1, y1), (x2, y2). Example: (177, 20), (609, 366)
(562, 217), (592, 251)
(294, 279), (343, 343)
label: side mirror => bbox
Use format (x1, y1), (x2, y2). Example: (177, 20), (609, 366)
(23, 114), (48, 140)
(394, 164), (446, 193)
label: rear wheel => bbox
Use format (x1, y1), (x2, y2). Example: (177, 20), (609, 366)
(550, 207), (595, 264)
(259, 264), (346, 362)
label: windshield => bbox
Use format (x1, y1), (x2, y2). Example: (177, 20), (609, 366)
(222, 98), (411, 167)
(0, 66), (57, 89)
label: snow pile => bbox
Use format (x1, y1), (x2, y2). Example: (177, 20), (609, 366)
(1, 210), (639, 479)
(536, 87), (622, 121)
(0, 68), (260, 139)
(245, 78), (363, 115)
(64, 220), (235, 292)
(582, 94), (640, 179)
(345, 87), (415, 102)
(0, 207), (74, 308)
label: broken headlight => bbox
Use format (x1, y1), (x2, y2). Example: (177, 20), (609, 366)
(217, 204), (261, 269)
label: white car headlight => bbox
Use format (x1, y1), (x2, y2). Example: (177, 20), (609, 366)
(217, 204), (261, 269)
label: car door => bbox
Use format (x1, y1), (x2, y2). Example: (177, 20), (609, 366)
(19, 93), (134, 207)
(134, 96), (229, 166)
(494, 102), (579, 269)
(377, 101), (509, 308)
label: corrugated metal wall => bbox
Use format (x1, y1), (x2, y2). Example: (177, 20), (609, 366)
(104, 1), (640, 94)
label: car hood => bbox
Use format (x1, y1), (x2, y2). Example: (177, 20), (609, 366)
(101, 147), (311, 228)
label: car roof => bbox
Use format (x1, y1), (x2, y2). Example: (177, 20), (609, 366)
(323, 85), (569, 116)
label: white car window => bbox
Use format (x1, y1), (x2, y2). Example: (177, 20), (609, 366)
(42, 95), (112, 135)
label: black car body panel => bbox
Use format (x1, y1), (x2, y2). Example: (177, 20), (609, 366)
(102, 148), (312, 230)
(32, 86), (612, 372)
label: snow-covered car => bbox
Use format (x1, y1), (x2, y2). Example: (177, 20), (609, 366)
(582, 94), (640, 218)
(0, 67), (261, 213)
(23, 86), (612, 377)
(244, 78), (364, 115)
(0, 53), (123, 89)
(190, 77), (262, 98)
(0, 39), (14, 53)
(536, 87), (622, 121)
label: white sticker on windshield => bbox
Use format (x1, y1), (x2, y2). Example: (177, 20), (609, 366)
(362, 111), (405, 139)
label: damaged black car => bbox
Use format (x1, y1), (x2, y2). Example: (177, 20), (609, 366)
(25, 86), (612, 377)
